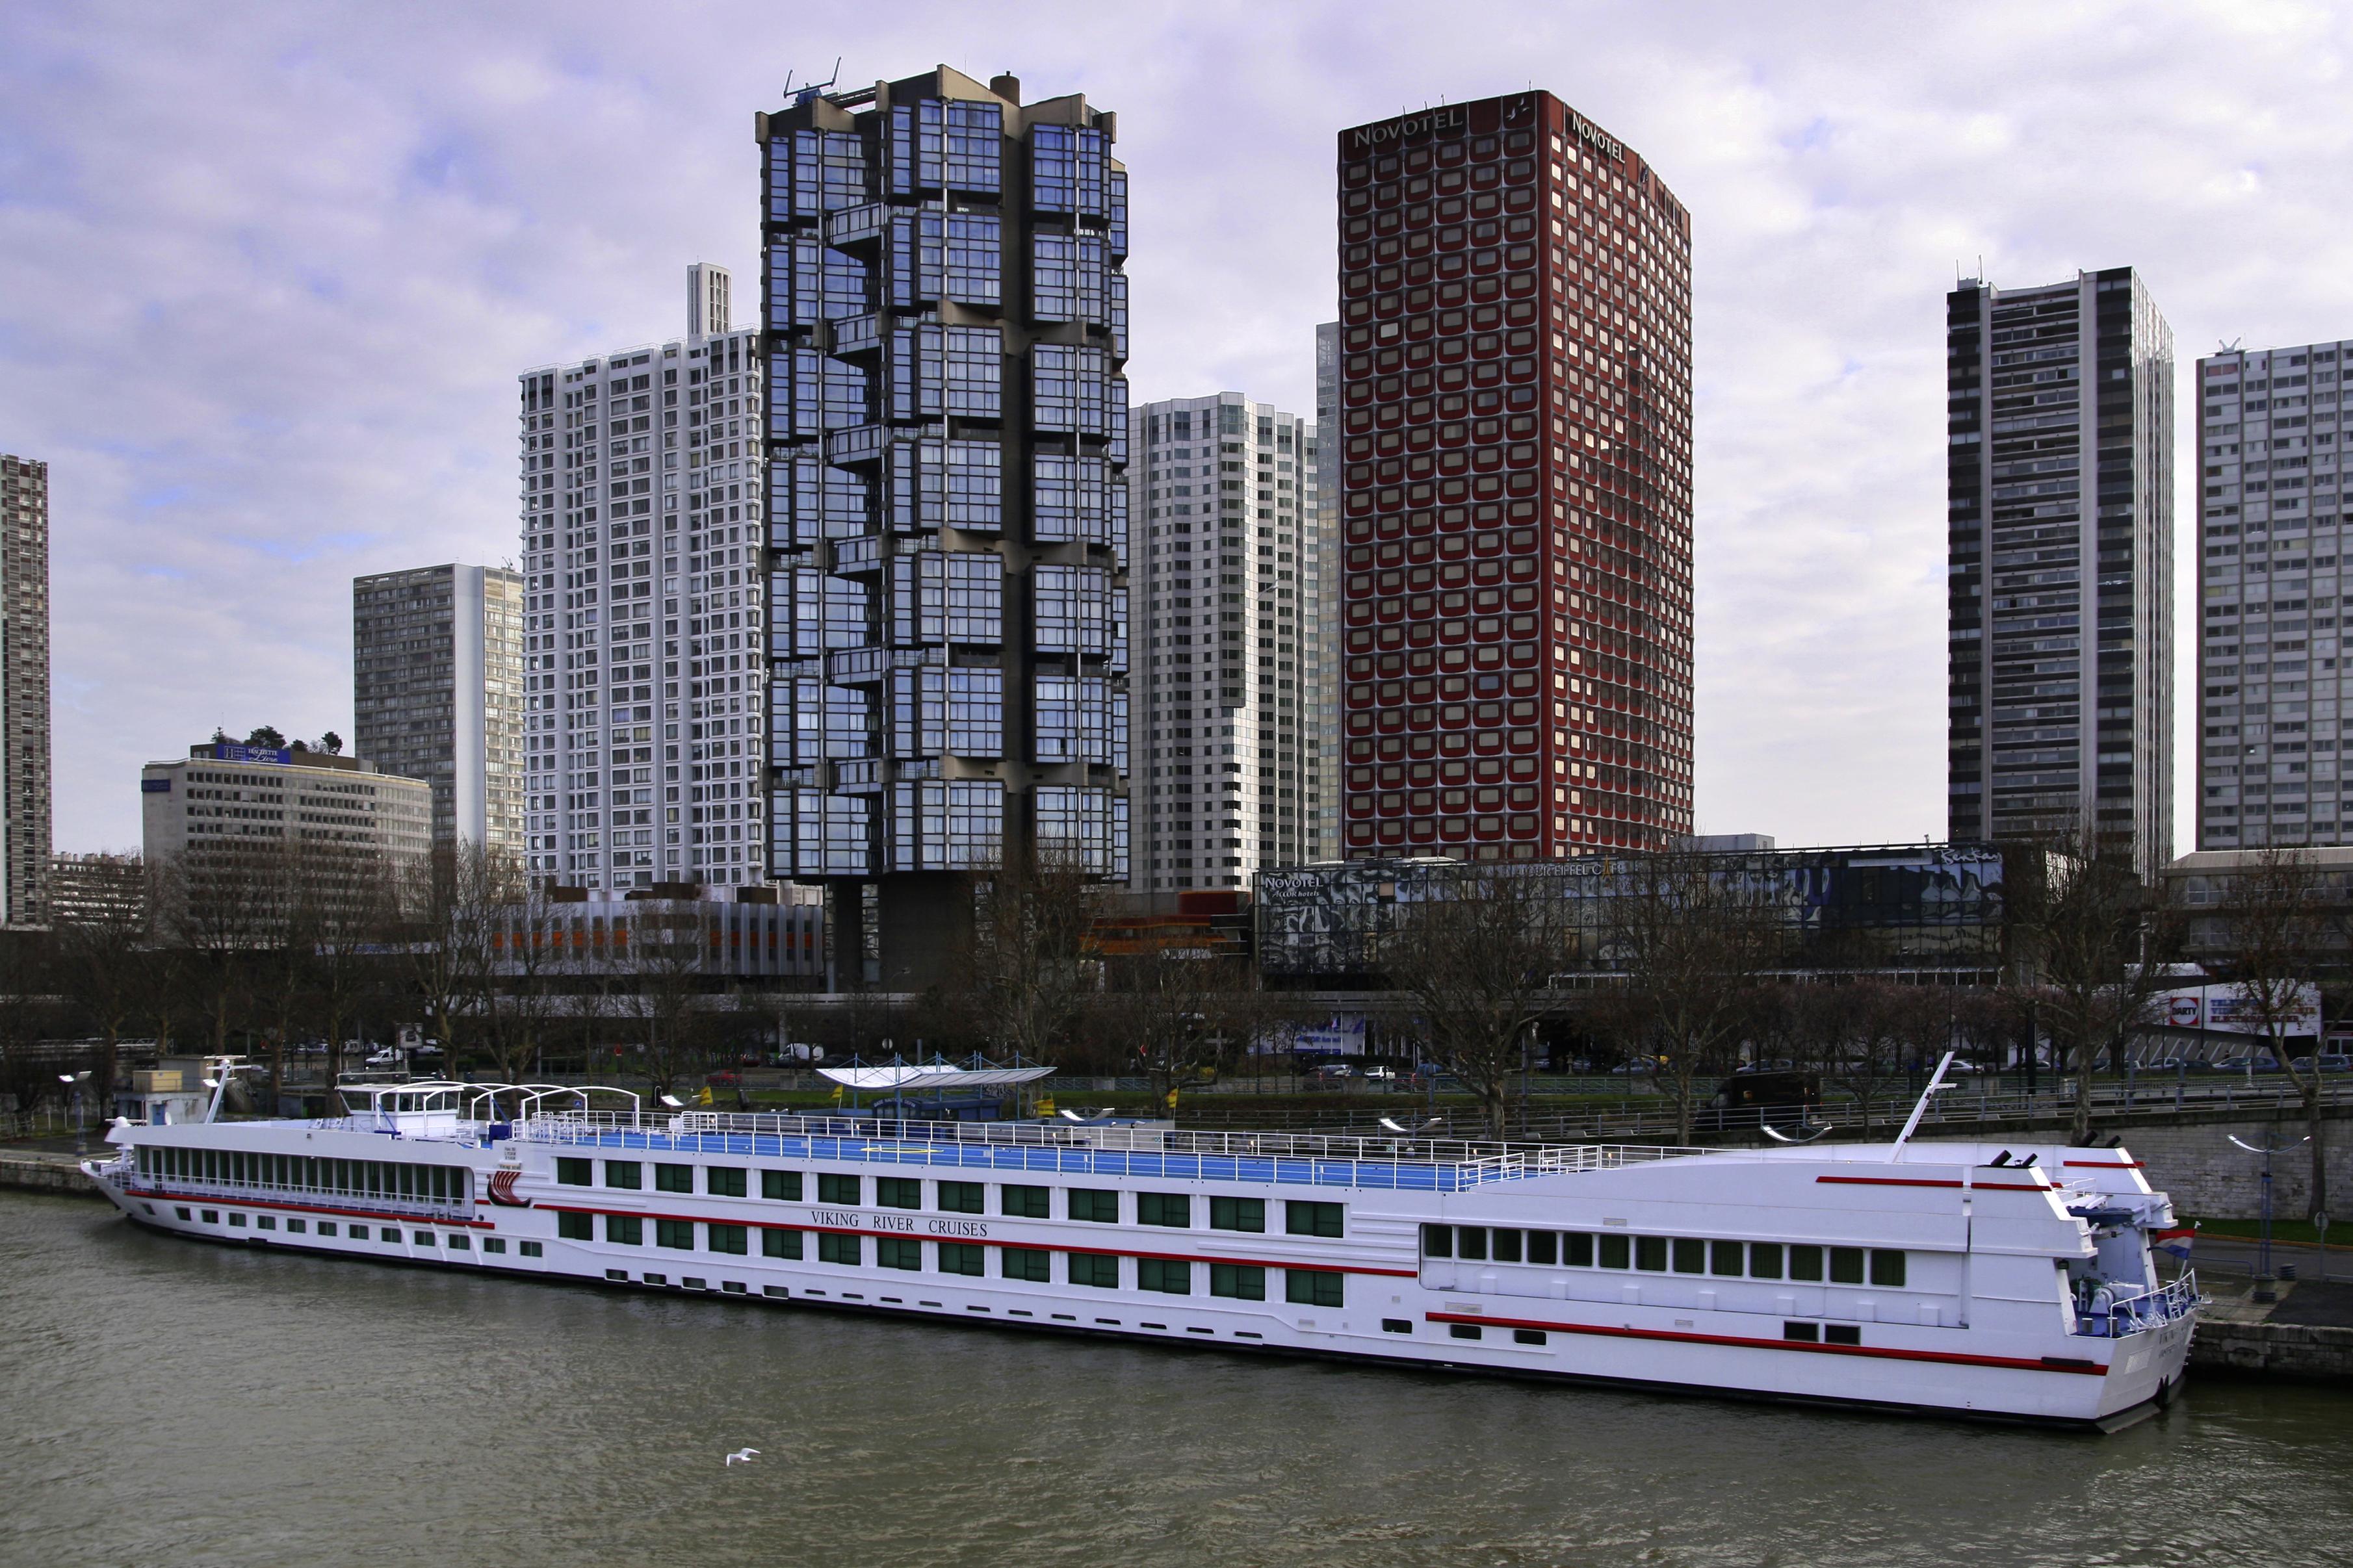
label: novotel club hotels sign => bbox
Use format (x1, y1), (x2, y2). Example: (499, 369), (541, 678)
(1345, 94), (1624, 165)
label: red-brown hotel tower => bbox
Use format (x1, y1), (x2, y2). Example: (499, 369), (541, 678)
(1335, 92), (1693, 858)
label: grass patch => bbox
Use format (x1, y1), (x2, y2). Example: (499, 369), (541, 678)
(2180, 1216), (2348, 1249)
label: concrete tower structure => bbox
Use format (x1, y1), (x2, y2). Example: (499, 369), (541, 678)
(0, 454), (49, 925)
(352, 562), (526, 854)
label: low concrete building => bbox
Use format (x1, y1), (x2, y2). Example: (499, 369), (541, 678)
(141, 740), (432, 879)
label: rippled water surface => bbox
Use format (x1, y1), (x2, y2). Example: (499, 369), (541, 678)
(5, 1192), (2350, 1567)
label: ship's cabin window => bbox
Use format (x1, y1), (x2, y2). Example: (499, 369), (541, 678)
(1286, 1201), (1344, 1238)
(520, 1241), (543, 1257)
(818, 1174), (861, 1205)
(763, 1170), (803, 1201)
(1420, 1228), (1908, 1292)
(447, 1233), (469, 1250)
(707, 1166), (747, 1198)
(941, 1242), (986, 1276)
(1137, 1192), (1190, 1228)
(557, 1158), (592, 1186)
(876, 1177), (922, 1209)
(286, 1218), (306, 1233)
(710, 1224), (749, 1256)
(1002, 1184), (1050, 1218)
(657, 1219), (694, 1250)
(1213, 1196), (1266, 1233)
(764, 1229), (804, 1260)
(938, 1181), (985, 1214)
(655, 1163), (694, 1194)
(1068, 1252), (1119, 1287)
(482, 1237), (506, 1253)
(1211, 1263), (1266, 1300)
(1285, 1269), (1344, 1307)
(317, 1221), (336, 1236)
(558, 1212), (593, 1240)
(1068, 1189), (1119, 1224)
(604, 1161), (642, 1190)
(1002, 1246), (1051, 1281)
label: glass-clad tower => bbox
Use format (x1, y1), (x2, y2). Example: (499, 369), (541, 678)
(757, 68), (1128, 980)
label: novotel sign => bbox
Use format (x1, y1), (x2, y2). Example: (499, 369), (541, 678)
(1348, 105), (1466, 152)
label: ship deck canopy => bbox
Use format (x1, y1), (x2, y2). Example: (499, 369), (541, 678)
(816, 1064), (1056, 1094)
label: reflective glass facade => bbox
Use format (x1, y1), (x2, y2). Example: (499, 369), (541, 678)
(1334, 93), (1695, 862)
(758, 70), (1128, 882)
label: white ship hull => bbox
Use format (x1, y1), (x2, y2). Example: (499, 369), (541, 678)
(84, 1103), (2198, 1429)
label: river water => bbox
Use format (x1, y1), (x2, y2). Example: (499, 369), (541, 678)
(5, 1190), (2350, 1568)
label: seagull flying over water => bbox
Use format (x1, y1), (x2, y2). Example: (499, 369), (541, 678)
(725, 1448), (760, 1466)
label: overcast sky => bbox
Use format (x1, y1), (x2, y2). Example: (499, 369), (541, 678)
(5, 0), (2350, 855)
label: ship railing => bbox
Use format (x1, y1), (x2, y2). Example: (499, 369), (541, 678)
(510, 1108), (1717, 1183)
(124, 1171), (475, 1224)
(2074, 1272), (2202, 1339)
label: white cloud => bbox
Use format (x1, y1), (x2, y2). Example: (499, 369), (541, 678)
(3, 0), (2350, 854)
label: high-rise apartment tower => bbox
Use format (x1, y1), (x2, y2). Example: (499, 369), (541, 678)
(1310, 322), (1343, 863)
(1, 454), (49, 924)
(1334, 94), (1694, 860)
(2194, 337), (2352, 849)
(353, 563), (526, 854)
(519, 266), (769, 893)
(1128, 394), (1315, 891)
(1946, 268), (2174, 876)
(756, 68), (1129, 979)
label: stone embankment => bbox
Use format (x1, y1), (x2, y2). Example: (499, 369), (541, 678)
(0, 1151), (98, 1196)
(2194, 1278), (2353, 1383)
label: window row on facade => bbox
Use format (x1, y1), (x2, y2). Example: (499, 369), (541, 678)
(1420, 1224), (1908, 1288)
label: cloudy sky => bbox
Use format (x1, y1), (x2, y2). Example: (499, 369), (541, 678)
(5, 0), (2350, 855)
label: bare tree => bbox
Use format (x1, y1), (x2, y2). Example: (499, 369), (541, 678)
(2211, 845), (2333, 1220)
(2007, 829), (2179, 1144)
(50, 852), (148, 1112)
(1095, 943), (1271, 1112)
(1798, 981), (1942, 1136)
(959, 847), (1111, 1068)
(481, 872), (568, 1085)
(1603, 849), (1780, 1143)
(1379, 866), (1561, 1140)
(603, 897), (712, 1104)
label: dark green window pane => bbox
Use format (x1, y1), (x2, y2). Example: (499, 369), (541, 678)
(1210, 1263), (1266, 1300)
(762, 1170), (803, 1202)
(1284, 1269), (1344, 1307)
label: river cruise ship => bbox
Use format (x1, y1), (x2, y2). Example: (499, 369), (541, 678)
(83, 1075), (2198, 1429)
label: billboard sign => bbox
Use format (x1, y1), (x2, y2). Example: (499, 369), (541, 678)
(211, 743), (291, 765)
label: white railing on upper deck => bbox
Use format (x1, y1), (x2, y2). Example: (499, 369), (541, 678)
(2075, 1272), (2202, 1339)
(508, 1107), (1717, 1187)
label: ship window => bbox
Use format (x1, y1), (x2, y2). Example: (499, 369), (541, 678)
(1212, 1263), (1266, 1300)
(710, 1224), (749, 1256)
(1449, 1323), (1483, 1340)
(1285, 1269), (1344, 1307)
(1002, 1184), (1050, 1218)
(606, 1215), (644, 1245)
(1565, 1233), (1594, 1267)
(818, 1232), (863, 1266)
(1870, 1250), (1907, 1288)
(1635, 1237), (1669, 1272)
(656, 1219), (694, 1250)
(1068, 1189), (1119, 1223)
(763, 1170), (803, 1202)
(412, 1231), (434, 1246)
(1671, 1238), (1706, 1274)
(1138, 1258), (1192, 1294)
(1421, 1223), (1452, 1257)
(380, 1229), (400, 1245)
(1496, 1227), (1526, 1263)
(1825, 1325), (1862, 1346)
(1137, 1192), (1191, 1228)
(1828, 1247), (1866, 1285)
(228, 1213), (246, 1227)
(447, 1234), (469, 1250)
(604, 1161), (642, 1190)
(1286, 1201), (1344, 1238)
(1213, 1197), (1266, 1233)
(1001, 1246), (1051, 1281)
(1788, 1245), (1825, 1281)
(257, 1215), (276, 1230)
(1069, 1253), (1120, 1288)
(763, 1229), (804, 1260)
(876, 1237), (920, 1270)
(286, 1218), (305, 1233)
(938, 1181), (985, 1215)
(876, 1177), (922, 1209)
(1748, 1242), (1784, 1279)
(317, 1221), (335, 1236)
(1598, 1234), (1630, 1270)
(819, 1174), (861, 1205)
(558, 1212), (592, 1240)
(482, 1237), (505, 1253)
(1782, 1321), (1819, 1343)
(1456, 1226), (1487, 1261)
(1513, 1329), (1546, 1346)
(707, 1166), (748, 1198)
(1383, 1318), (1413, 1334)
(655, 1164), (694, 1194)
(1527, 1230), (1557, 1266)
(521, 1241), (543, 1257)
(941, 1242), (986, 1276)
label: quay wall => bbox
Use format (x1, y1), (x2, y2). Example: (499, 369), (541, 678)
(0, 1152), (98, 1197)
(2192, 1318), (2353, 1383)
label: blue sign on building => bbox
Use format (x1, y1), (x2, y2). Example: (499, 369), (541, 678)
(140, 778), (171, 793)
(211, 744), (291, 765)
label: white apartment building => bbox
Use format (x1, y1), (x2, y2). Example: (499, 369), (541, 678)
(1, 454), (50, 925)
(352, 562), (525, 854)
(519, 266), (767, 894)
(2196, 337), (2353, 849)
(1128, 394), (1316, 891)
(141, 741), (431, 877)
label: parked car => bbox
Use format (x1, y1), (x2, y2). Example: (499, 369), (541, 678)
(2315, 1054), (2352, 1074)
(364, 1047), (404, 1068)
(1308, 1062), (1356, 1080)
(1361, 1066), (1398, 1082)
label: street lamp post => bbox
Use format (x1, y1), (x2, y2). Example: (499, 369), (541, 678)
(57, 1071), (90, 1155)
(2229, 1133), (2310, 1304)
